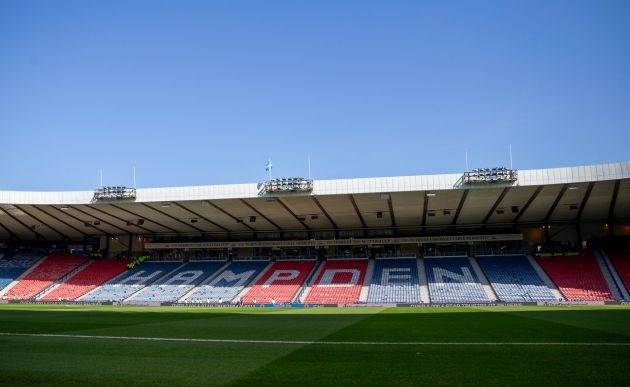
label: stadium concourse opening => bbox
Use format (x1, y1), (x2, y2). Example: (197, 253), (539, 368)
(0, 162), (629, 306)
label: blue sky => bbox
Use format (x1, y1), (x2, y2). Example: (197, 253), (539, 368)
(1, 1), (629, 190)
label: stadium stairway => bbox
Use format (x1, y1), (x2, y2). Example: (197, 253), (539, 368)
(526, 255), (564, 301)
(468, 257), (498, 301)
(536, 251), (614, 301)
(39, 259), (128, 301)
(0, 254), (44, 295)
(4, 254), (88, 300)
(181, 260), (270, 304)
(127, 261), (226, 304)
(417, 258), (430, 303)
(80, 261), (183, 302)
(297, 260), (325, 303)
(358, 259), (375, 303)
(593, 251), (625, 301)
(600, 248), (630, 300)
(241, 260), (316, 304)
(424, 256), (490, 304)
(476, 255), (558, 302)
(366, 257), (421, 304)
(304, 259), (368, 305)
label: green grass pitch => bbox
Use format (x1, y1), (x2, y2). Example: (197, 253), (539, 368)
(0, 304), (629, 386)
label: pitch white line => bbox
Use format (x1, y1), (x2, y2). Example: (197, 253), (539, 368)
(0, 332), (629, 346)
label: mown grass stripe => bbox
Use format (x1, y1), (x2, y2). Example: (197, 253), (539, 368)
(1, 332), (629, 346)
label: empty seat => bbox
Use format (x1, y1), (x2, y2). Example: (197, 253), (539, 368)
(41, 259), (128, 301)
(241, 260), (315, 304)
(476, 255), (557, 302)
(536, 251), (613, 301)
(304, 259), (367, 304)
(5, 254), (87, 300)
(367, 258), (420, 304)
(425, 257), (490, 303)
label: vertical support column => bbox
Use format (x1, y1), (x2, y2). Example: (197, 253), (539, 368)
(104, 236), (110, 258)
(127, 233), (133, 259)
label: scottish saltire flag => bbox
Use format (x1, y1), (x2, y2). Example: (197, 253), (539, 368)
(265, 158), (273, 172)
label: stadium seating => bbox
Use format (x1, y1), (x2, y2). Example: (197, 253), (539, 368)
(425, 257), (490, 303)
(40, 259), (128, 301)
(129, 261), (225, 303)
(304, 259), (367, 304)
(4, 254), (87, 300)
(183, 260), (269, 303)
(605, 247), (630, 293)
(476, 255), (557, 302)
(0, 255), (41, 292)
(81, 261), (182, 302)
(241, 260), (315, 304)
(367, 258), (421, 304)
(536, 251), (613, 301)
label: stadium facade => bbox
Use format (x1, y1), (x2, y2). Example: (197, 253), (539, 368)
(0, 161), (629, 305)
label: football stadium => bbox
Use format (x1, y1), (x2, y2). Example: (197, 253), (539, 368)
(0, 163), (630, 384)
(3, 1), (630, 386)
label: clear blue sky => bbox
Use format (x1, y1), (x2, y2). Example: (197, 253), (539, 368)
(1, 1), (629, 190)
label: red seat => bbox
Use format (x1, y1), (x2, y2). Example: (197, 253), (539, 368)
(41, 259), (128, 301)
(305, 259), (367, 304)
(605, 247), (630, 293)
(536, 251), (613, 301)
(5, 254), (87, 300)
(241, 260), (315, 304)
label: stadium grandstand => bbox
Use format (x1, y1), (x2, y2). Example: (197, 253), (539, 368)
(0, 161), (629, 305)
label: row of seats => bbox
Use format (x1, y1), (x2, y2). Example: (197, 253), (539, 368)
(0, 251), (622, 304)
(536, 251), (613, 301)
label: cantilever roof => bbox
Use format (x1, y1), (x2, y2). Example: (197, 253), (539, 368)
(0, 161), (628, 241)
